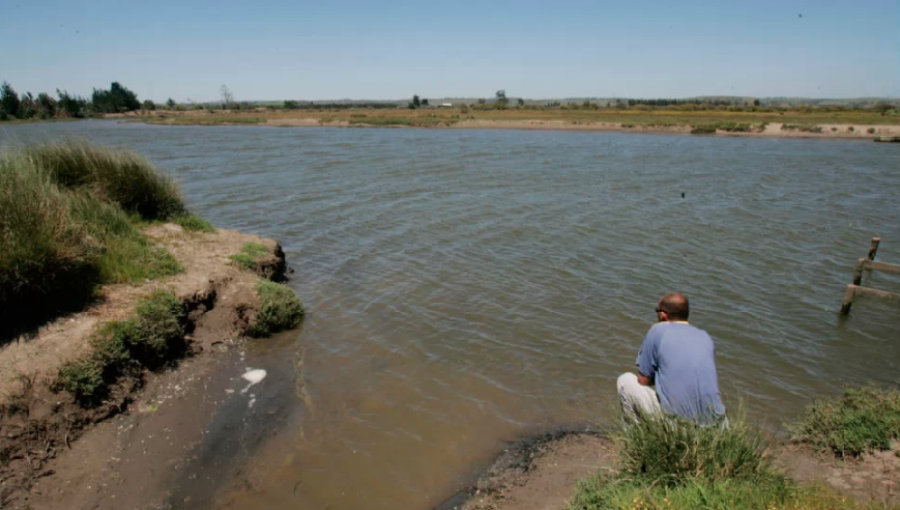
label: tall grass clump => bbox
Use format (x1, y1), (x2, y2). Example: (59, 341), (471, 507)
(788, 385), (900, 457)
(247, 280), (304, 337)
(618, 415), (778, 486)
(1, 141), (189, 340)
(230, 241), (269, 271)
(0, 155), (100, 325)
(54, 290), (187, 404)
(25, 140), (185, 220)
(570, 415), (792, 510)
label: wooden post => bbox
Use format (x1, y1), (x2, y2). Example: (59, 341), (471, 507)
(868, 237), (881, 261)
(852, 258), (865, 286)
(840, 284), (856, 315)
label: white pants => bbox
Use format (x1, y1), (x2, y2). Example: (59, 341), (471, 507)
(617, 372), (662, 423)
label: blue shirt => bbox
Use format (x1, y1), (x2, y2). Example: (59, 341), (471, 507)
(636, 322), (725, 422)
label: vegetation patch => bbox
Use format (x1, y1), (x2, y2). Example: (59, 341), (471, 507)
(788, 385), (900, 458)
(230, 242), (269, 271)
(781, 124), (824, 133)
(247, 280), (304, 338)
(173, 214), (215, 232)
(54, 291), (187, 405)
(1, 141), (194, 341)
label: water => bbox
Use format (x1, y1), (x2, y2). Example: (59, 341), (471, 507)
(3, 121), (900, 509)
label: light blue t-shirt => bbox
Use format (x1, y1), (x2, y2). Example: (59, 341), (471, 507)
(636, 322), (725, 422)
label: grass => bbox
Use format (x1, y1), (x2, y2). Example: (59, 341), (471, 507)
(1, 140), (194, 341)
(247, 280), (304, 338)
(173, 214), (215, 232)
(788, 385), (900, 457)
(25, 140), (185, 220)
(54, 290), (187, 404)
(229, 241), (269, 271)
(570, 476), (873, 510)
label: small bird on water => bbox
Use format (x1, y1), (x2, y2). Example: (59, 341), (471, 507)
(681, 192), (685, 198)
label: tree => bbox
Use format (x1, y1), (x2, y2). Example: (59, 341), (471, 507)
(412, 95), (421, 108)
(517, 98), (525, 107)
(1, 81), (21, 118)
(220, 85), (234, 109)
(166, 98), (176, 108)
(873, 103), (895, 116)
(495, 89), (508, 106)
(19, 92), (36, 119)
(56, 89), (89, 118)
(143, 100), (156, 111)
(284, 100), (300, 109)
(37, 92), (57, 119)
(753, 99), (761, 107)
(421, 98), (429, 106)
(92, 82), (140, 113)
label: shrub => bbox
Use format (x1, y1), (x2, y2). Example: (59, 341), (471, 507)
(867, 127), (876, 134)
(248, 281), (304, 337)
(691, 125), (716, 135)
(128, 291), (186, 364)
(25, 140), (186, 220)
(55, 358), (106, 404)
(788, 385), (900, 457)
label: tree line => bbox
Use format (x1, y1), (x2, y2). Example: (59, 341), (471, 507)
(0, 80), (149, 121)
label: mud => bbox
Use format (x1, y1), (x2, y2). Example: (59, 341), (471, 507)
(0, 224), (290, 509)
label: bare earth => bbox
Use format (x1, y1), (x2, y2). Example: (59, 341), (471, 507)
(0, 224), (287, 510)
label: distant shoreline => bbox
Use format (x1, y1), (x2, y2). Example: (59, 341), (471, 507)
(113, 114), (900, 140)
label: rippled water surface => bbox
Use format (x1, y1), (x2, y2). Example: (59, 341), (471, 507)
(3, 121), (900, 509)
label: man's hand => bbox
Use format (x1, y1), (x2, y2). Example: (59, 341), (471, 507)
(637, 373), (653, 387)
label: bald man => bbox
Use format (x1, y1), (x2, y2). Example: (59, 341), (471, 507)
(617, 293), (725, 424)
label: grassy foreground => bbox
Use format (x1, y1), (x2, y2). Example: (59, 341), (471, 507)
(570, 397), (897, 510)
(0, 140), (208, 339)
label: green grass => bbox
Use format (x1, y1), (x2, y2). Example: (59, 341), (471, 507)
(1, 141), (193, 341)
(229, 242), (269, 271)
(25, 140), (185, 220)
(247, 280), (304, 338)
(569, 476), (876, 510)
(617, 415), (777, 486)
(173, 214), (215, 232)
(54, 290), (187, 404)
(788, 385), (900, 457)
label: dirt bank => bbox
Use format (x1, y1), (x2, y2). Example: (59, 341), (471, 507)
(436, 431), (900, 510)
(0, 224), (290, 509)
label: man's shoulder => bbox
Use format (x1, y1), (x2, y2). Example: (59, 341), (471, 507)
(652, 322), (712, 341)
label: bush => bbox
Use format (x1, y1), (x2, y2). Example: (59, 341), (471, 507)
(691, 125), (716, 135)
(248, 280), (304, 337)
(867, 127), (876, 134)
(55, 358), (106, 404)
(25, 140), (185, 220)
(788, 385), (900, 457)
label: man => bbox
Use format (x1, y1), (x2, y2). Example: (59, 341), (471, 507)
(617, 293), (725, 424)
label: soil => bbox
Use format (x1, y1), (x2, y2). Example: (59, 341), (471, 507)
(0, 224), (288, 509)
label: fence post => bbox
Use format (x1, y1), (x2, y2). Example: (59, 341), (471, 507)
(868, 237), (881, 261)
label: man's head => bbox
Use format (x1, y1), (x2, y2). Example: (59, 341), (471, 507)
(656, 293), (689, 322)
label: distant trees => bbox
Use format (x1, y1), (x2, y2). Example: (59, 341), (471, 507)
(92, 82), (141, 113)
(56, 89), (89, 118)
(284, 100), (300, 109)
(753, 99), (761, 107)
(143, 100), (156, 111)
(1, 81), (21, 119)
(166, 98), (176, 109)
(517, 98), (525, 107)
(36, 93), (57, 119)
(409, 94), (421, 109)
(220, 85), (234, 109)
(495, 89), (508, 106)
(421, 98), (429, 106)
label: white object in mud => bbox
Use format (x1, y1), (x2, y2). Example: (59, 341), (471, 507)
(240, 368), (267, 394)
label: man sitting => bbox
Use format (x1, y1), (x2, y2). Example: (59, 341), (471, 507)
(617, 293), (725, 424)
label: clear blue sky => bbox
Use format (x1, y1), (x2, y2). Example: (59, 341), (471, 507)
(2, 0), (898, 102)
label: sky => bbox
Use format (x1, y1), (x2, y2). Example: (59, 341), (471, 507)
(1, 0), (898, 102)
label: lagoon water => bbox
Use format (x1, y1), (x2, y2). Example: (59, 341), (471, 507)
(3, 121), (900, 509)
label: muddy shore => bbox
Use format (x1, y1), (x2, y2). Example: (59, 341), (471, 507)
(0, 224), (292, 510)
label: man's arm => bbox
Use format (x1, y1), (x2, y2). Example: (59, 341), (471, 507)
(636, 327), (659, 387)
(637, 373), (654, 386)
